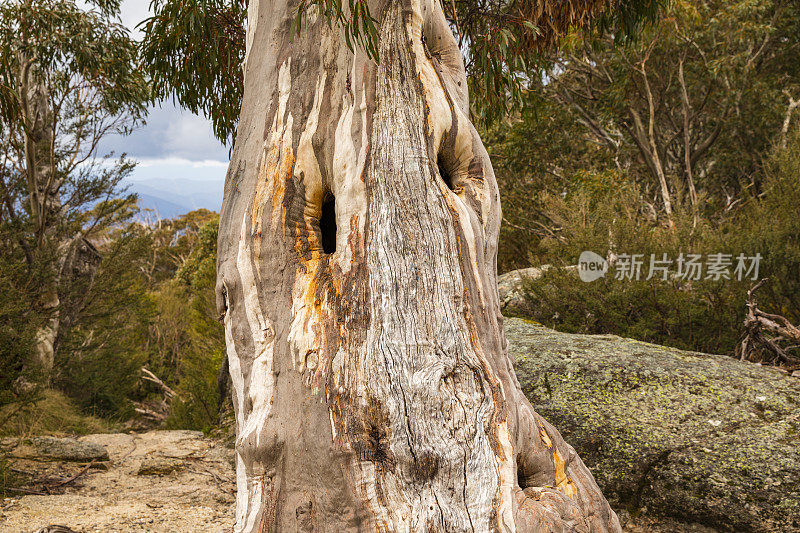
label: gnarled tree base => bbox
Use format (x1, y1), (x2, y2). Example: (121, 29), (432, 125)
(217, 0), (620, 530)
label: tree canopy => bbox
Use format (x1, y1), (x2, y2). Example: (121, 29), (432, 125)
(140, 0), (667, 144)
(0, 0), (148, 383)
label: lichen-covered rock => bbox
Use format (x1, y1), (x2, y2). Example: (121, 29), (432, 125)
(30, 436), (109, 462)
(506, 317), (800, 533)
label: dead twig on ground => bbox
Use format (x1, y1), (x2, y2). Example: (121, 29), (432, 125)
(4, 459), (97, 497)
(3, 486), (46, 495)
(47, 459), (96, 490)
(133, 403), (169, 423)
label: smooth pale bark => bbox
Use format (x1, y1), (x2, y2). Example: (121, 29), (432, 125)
(217, 0), (621, 530)
(18, 53), (60, 376)
(17, 55), (102, 379)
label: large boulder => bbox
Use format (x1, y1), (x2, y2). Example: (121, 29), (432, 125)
(30, 436), (109, 462)
(497, 266), (550, 313)
(506, 317), (800, 532)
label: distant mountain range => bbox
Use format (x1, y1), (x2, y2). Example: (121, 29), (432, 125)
(125, 177), (224, 219)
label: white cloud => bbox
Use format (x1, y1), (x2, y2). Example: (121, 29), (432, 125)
(136, 157), (229, 169)
(95, 0), (230, 176)
(100, 103), (230, 164)
(163, 111), (231, 161)
(119, 0), (152, 38)
(125, 157), (228, 182)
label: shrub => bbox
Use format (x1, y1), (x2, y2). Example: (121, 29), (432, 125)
(514, 135), (800, 356)
(54, 230), (153, 418)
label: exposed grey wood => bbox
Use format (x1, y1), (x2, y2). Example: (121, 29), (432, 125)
(217, 0), (620, 530)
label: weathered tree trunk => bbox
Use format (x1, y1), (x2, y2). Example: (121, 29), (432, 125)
(217, 0), (620, 530)
(18, 52), (61, 377)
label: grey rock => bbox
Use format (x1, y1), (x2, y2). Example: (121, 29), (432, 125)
(506, 317), (800, 533)
(497, 266), (550, 313)
(30, 436), (109, 462)
(497, 266), (580, 313)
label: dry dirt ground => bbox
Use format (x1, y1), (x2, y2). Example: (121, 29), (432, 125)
(0, 430), (235, 532)
(0, 430), (715, 533)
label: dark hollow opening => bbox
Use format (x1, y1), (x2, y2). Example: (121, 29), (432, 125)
(320, 194), (337, 254)
(437, 154), (454, 190)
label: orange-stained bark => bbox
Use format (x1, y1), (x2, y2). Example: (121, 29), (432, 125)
(217, 0), (620, 531)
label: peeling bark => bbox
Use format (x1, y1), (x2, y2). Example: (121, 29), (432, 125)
(217, 0), (620, 530)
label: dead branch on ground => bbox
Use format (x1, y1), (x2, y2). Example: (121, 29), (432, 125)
(738, 279), (800, 369)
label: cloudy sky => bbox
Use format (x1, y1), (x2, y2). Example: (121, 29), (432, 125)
(100, 0), (230, 185)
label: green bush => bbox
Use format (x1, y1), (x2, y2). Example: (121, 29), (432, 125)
(514, 135), (800, 355)
(0, 227), (43, 413)
(54, 230), (153, 418)
(722, 134), (800, 323)
(147, 218), (225, 432)
(165, 346), (224, 433)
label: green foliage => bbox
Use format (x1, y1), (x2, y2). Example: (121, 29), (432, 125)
(55, 229), (154, 417)
(723, 131), (800, 323)
(0, 0), (147, 248)
(293, 0), (379, 61)
(0, 245), (40, 413)
(176, 215), (220, 290)
(483, 85), (615, 270)
(23, 210), (228, 426)
(139, 0), (246, 144)
(537, 0), (800, 221)
(487, 0), (800, 357)
(164, 344), (224, 433)
(140, 0), (666, 144)
(490, 0), (800, 269)
(512, 132), (800, 356)
(140, 214), (225, 432)
(0, 0), (149, 416)
(140, 208), (220, 286)
(454, 0), (667, 124)
(166, 218), (225, 431)
(516, 179), (744, 353)
(0, 0), (147, 127)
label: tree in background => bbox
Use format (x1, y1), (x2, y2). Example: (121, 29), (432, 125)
(140, 0), (662, 145)
(134, 210), (226, 430)
(0, 0), (148, 378)
(547, 0), (800, 228)
(492, 0), (800, 258)
(165, 216), (226, 431)
(0, 230), (39, 413)
(54, 224), (154, 417)
(488, 0), (800, 358)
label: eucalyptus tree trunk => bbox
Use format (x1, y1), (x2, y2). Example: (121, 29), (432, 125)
(217, 0), (620, 530)
(18, 52), (61, 377)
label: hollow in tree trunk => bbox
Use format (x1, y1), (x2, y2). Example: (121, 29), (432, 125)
(217, 0), (621, 530)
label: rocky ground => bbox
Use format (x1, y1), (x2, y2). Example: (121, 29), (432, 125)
(0, 429), (722, 533)
(0, 431), (235, 532)
(1, 316), (797, 532)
